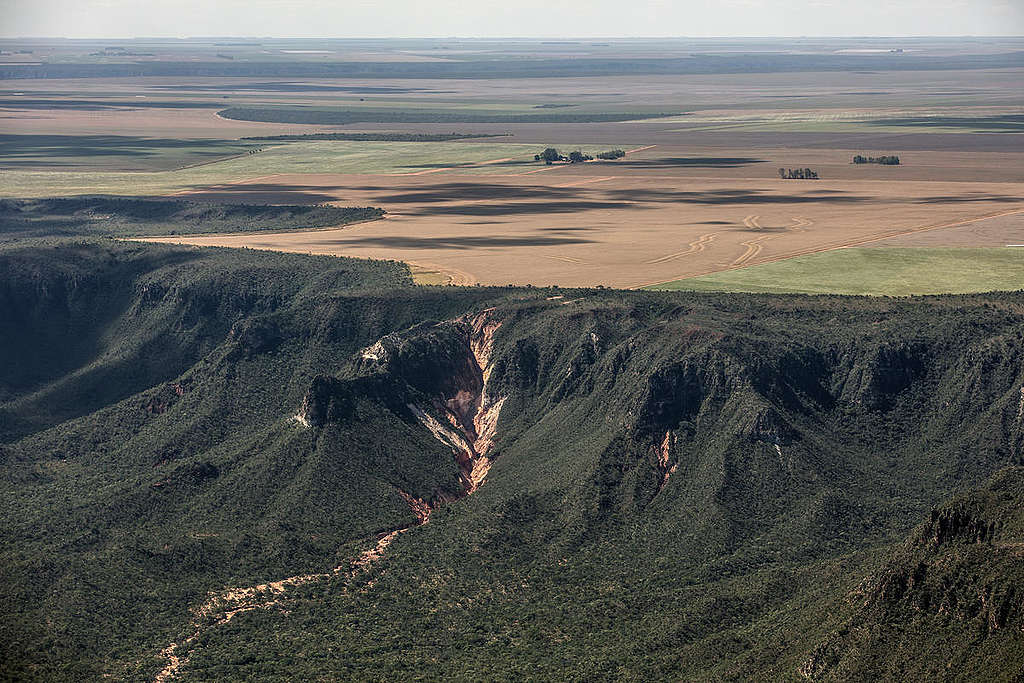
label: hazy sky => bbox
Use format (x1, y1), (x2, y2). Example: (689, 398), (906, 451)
(2, 0), (1022, 39)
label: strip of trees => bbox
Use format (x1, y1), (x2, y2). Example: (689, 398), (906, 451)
(534, 148), (625, 164)
(779, 168), (819, 180)
(853, 155), (901, 165)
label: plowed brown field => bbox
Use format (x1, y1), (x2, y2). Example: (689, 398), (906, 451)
(137, 150), (1024, 287)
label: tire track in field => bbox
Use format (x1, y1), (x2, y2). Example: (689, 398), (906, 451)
(634, 206), (1024, 290)
(733, 215), (813, 265)
(733, 215), (770, 266)
(392, 155), (522, 176)
(646, 232), (719, 264)
(790, 216), (813, 232)
(539, 254), (587, 264)
(553, 176), (615, 188)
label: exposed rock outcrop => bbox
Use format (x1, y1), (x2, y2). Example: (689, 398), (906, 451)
(408, 309), (506, 495)
(653, 430), (677, 494)
(294, 375), (348, 428)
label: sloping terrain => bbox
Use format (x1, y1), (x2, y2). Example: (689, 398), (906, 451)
(3, 240), (1024, 680)
(802, 466), (1024, 681)
(0, 197), (384, 238)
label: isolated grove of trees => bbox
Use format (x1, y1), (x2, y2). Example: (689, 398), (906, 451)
(853, 155), (901, 165)
(534, 148), (625, 164)
(779, 168), (820, 180)
(535, 148), (565, 163)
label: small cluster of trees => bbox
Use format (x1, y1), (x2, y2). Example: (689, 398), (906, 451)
(535, 148), (593, 164)
(853, 155), (901, 165)
(779, 168), (820, 180)
(534, 148), (625, 164)
(535, 148), (565, 163)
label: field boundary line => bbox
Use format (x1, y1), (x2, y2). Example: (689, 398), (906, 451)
(851, 207), (1024, 247)
(515, 165), (564, 176)
(390, 155), (523, 177)
(633, 206), (1024, 289)
(554, 176), (616, 188)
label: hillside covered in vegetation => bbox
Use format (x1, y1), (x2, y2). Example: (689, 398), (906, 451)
(3, 237), (1024, 680)
(0, 197), (383, 239)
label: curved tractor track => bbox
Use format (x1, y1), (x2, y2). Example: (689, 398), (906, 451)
(647, 232), (719, 264)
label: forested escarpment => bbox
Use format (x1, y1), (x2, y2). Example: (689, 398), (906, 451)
(0, 198), (384, 238)
(3, 239), (1024, 680)
(801, 466), (1024, 680)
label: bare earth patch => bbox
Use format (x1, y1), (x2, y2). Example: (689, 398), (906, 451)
(136, 166), (1024, 288)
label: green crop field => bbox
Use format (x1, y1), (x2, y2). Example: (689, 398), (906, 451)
(0, 134), (260, 172)
(647, 248), (1024, 296)
(663, 110), (1024, 135)
(0, 141), (541, 197)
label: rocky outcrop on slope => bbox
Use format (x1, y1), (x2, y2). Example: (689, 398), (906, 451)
(296, 308), (506, 504)
(800, 467), (1024, 681)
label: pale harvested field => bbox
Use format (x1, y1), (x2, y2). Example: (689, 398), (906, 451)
(13, 68), (1023, 288)
(869, 212), (1024, 247)
(138, 165), (1024, 288)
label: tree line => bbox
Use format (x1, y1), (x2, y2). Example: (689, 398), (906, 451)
(534, 148), (626, 164)
(779, 168), (819, 180)
(853, 155), (901, 165)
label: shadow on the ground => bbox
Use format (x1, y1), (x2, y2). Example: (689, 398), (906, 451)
(308, 235), (597, 249)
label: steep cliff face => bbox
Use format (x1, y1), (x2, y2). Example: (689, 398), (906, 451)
(9, 241), (1024, 681)
(299, 309), (506, 507)
(800, 467), (1024, 681)
(827, 340), (931, 410)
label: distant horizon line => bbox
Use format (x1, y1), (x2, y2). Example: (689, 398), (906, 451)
(2, 35), (1023, 41)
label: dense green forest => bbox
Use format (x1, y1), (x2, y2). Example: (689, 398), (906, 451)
(0, 197), (384, 238)
(3, 228), (1024, 680)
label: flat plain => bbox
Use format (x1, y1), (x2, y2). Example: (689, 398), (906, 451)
(138, 165), (1024, 288)
(3, 37), (1023, 291)
(649, 247), (1024, 295)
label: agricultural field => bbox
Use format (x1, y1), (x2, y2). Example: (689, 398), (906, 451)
(2, 37), (1023, 292)
(7, 35), (1024, 682)
(137, 164), (1024, 288)
(0, 133), (260, 171)
(647, 247), (1024, 296)
(0, 141), (544, 196)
